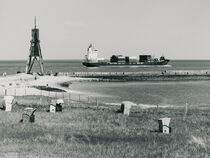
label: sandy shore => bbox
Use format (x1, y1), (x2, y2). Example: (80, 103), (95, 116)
(1, 73), (207, 109)
(0, 73), (88, 96)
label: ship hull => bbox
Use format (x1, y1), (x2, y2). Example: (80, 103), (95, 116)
(82, 60), (170, 67)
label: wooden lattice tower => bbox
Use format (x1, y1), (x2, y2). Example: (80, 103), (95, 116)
(25, 17), (44, 74)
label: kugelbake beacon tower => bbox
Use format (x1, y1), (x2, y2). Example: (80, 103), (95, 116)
(25, 17), (45, 74)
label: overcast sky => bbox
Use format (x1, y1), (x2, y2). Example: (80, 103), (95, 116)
(0, 0), (209, 60)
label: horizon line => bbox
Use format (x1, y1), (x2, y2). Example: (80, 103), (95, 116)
(0, 59), (209, 61)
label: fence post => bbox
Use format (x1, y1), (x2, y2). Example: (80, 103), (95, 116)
(79, 94), (80, 102)
(68, 93), (71, 106)
(40, 97), (42, 105)
(183, 103), (188, 120)
(14, 89), (16, 97)
(5, 89), (7, 96)
(96, 97), (98, 109)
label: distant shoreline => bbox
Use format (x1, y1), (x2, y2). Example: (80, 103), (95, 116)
(1, 59), (210, 61)
(60, 70), (210, 82)
(80, 75), (210, 82)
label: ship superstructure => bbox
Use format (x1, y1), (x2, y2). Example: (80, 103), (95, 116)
(84, 44), (98, 63)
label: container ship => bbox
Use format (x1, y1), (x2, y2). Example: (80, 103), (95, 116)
(82, 44), (170, 67)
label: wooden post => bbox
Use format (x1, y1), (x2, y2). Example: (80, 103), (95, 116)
(96, 97), (98, 109)
(40, 97), (42, 105)
(79, 94), (80, 102)
(68, 93), (71, 106)
(157, 104), (159, 114)
(183, 103), (188, 120)
(63, 92), (64, 99)
(14, 89), (16, 96)
(5, 89), (7, 96)
(25, 88), (26, 96)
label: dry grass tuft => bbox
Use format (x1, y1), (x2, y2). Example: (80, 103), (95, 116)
(0, 95), (209, 157)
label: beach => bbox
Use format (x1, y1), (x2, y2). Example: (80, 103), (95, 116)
(1, 72), (210, 108)
(0, 73), (89, 96)
(1, 0), (210, 156)
(0, 68), (209, 157)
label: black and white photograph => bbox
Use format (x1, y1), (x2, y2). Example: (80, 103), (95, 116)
(0, 0), (209, 157)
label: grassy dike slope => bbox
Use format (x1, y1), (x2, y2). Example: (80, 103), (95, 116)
(0, 96), (209, 157)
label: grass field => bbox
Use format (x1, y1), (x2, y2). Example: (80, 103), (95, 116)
(0, 95), (209, 158)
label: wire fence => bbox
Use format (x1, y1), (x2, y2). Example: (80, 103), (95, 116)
(1, 87), (100, 107)
(1, 87), (207, 117)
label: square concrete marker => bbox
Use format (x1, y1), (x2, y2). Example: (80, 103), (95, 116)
(50, 99), (64, 112)
(3, 96), (14, 112)
(50, 104), (56, 113)
(121, 101), (136, 116)
(158, 117), (171, 134)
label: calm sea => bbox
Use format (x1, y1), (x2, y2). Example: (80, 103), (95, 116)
(2, 60), (210, 75)
(70, 80), (210, 107)
(2, 60), (210, 106)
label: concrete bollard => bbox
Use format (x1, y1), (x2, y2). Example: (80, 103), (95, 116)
(3, 96), (14, 112)
(50, 104), (56, 113)
(49, 99), (64, 112)
(158, 117), (171, 134)
(120, 101), (135, 116)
